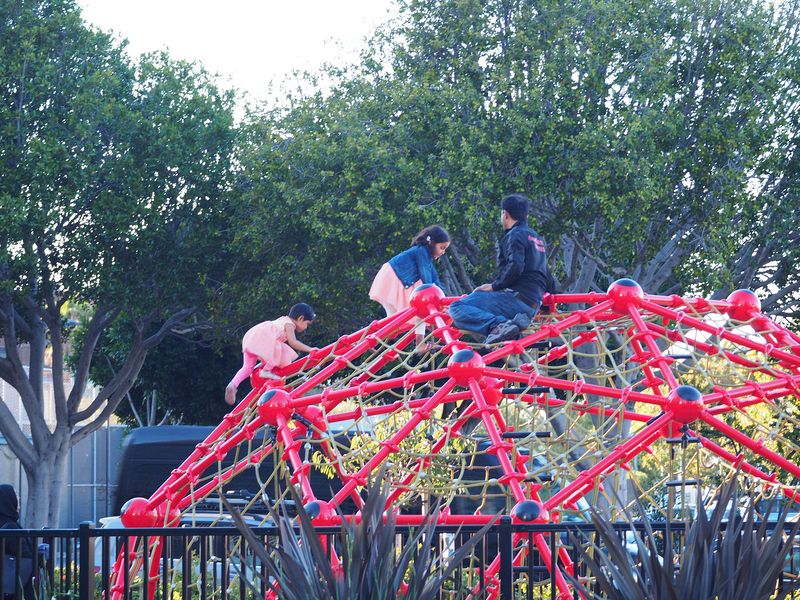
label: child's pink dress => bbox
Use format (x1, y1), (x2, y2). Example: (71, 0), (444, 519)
(369, 263), (421, 316)
(229, 316), (298, 387)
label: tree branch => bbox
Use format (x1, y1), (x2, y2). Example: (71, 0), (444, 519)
(0, 357), (15, 384)
(639, 223), (696, 292)
(70, 308), (196, 425)
(0, 299), (48, 445)
(70, 326), (146, 424)
(762, 279), (800, 314)
(73, 307), (194, 438)
(444, 243), (474, 292)
(142, 308), (196, 350)
(102, 352), (144, 428)
(67, 306), (119, 413)
(16, 293), (49, 403)
(49, 317), (70, 424)
(0, 400), (36, 471)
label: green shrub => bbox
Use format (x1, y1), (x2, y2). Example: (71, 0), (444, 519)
(222, 468), (496, 599)
(566, 476), (800, 599)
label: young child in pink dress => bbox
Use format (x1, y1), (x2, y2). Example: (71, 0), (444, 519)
(369, 225), (450, 351)
(225, 303), (317, 405)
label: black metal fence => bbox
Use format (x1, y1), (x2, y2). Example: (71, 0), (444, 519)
(2, 519), (800, 599)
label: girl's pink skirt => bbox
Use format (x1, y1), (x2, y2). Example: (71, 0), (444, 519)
(242, 319), (298, 369)
(369, 263), (421, 315)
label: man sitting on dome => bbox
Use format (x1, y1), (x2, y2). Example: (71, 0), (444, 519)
(449, 194), (553, 344)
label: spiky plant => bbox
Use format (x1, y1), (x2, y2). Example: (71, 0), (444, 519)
(565, 477), (800, 600)
(221, 468), (495, 599)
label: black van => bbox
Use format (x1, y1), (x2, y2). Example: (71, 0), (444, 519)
(113, 425), (356, 515)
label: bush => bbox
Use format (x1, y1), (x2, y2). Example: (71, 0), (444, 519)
(221, 468), (496, 599)
(566, 476), (800, 600)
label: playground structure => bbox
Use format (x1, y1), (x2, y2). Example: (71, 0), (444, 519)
(113, 279), (800, 599)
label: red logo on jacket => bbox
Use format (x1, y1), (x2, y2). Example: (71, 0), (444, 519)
(528, 235), (546, 253)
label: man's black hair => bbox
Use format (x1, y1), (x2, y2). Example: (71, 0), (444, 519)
(289, 303), (316, 321)
(501, 194), (530, 222)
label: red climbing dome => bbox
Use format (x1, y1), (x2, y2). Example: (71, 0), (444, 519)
(111, 281), (800, 599)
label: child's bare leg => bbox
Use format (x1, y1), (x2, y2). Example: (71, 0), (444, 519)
(414, 320), (429, 353)
(226, 351), (258, 404)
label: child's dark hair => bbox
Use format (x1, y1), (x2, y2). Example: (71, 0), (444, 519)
(289, 303), (316, 321)
(412, 225), (450, 247)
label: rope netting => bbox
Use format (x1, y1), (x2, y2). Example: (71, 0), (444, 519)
(111, 280), (800, 599)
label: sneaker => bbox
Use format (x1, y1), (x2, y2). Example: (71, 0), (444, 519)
(259, 369), (281, 380)
(512, 313), (532, 331)
(485, 321), (520, 344)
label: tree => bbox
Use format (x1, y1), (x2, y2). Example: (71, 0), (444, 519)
(0, 0), (236, 527)
(83, 321), (240, 427)
(226, 0), (800, 332)
(218, 0), (799, 515)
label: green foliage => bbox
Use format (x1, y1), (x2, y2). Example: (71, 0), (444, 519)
(566, 476), (800, 599)
(0, 0), (237, 526)
(221, 468), (496, 600)
(310, 415), (474, 507)
(0, 0), (236, 339)
(80, 318), (240, 426)
(1, 5), (235, 314)
(225, 0), (800, 339)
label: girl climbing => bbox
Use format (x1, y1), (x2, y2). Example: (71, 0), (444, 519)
(225, 303), (317, 405)
(369, 225), (449, 351)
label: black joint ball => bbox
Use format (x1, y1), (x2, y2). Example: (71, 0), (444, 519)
(512, 500), (541, 522)
(259, 389), (278, 404)
(303, 501), (321, 519)
(615, 278), (639, 288)
(675, 385), (702, 402)
(452, 349), (475, 363)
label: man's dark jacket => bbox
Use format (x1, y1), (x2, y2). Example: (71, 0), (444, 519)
(491, 221), (552, 306)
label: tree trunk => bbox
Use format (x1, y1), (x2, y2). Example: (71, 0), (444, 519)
(23, 436), (69, 528)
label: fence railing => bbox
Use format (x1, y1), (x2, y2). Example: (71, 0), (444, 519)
(2, 519), (800, 600)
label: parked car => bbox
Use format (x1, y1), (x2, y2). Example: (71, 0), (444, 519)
(113, 425), (358, 516)
(94, 510), (268, 585)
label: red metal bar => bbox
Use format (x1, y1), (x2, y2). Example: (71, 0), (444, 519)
(331, 378), (458, 507)
(643, 301), (800, 369)
(268, 414), (312, 501)
(703, 379), (795, 411)
(384, 401), (483, 506)
(513, 392), (654, 423)
(349, 327), (417, 386)
(290, 307), (418, 398)
(146, 392), (256, 507)
(627, 329), (668, 394)
(544, 412), (672, 510)
(694, 433), (800, 503)
(288, 368), (452, 410)
(176, 442), (277, 509)
(484, 367), (668, 408)
(700, 413), (800, 481)
(483, 300), (616, 364)
(626, 307), (680, 389)
(467, 380), (526, 502)
(644, 321), (799, 383)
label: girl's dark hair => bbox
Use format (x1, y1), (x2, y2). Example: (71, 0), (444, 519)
(412, 225), (450, 247)
(289, 303), (316, 321)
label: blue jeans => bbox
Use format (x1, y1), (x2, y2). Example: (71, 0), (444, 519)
(449, 290), (538, 335)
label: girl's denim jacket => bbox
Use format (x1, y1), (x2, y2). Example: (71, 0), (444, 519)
(388, 245), (442, 288)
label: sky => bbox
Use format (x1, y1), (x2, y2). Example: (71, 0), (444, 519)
(77, 0), (398, 103)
